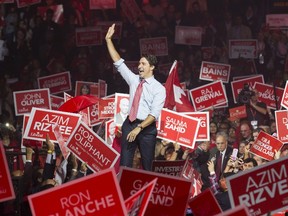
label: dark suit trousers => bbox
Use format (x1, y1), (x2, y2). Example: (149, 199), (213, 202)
(120, 117), (157, 171)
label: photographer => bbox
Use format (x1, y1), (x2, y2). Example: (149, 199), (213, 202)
(238, 84), (269, 128)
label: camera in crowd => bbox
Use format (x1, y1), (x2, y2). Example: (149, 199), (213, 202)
(237, 83), (255, 105)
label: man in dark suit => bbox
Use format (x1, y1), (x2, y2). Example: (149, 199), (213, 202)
(212, 132), (233, 182)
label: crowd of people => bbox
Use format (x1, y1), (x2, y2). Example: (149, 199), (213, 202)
(0, 0), (288, 215)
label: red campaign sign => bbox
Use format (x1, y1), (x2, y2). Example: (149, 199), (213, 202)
(215, 205), (250, 216)
(75, 81), (99, 97)
(99, 98), (114, 119)
(254, 82), (284, 110)
(88, 102), (100, 126)
(75, 27), (102, 47)
(23, 107), (82, 143)
(89, 0), (116, 9)
(281, 81), (288, 109)
(201, 47), (214, 61)
(28, 168), (127, 216)
(266, 14), (288, 28)
(0, 144), (15, 202)
(125, 178), (157, 216)
(182, 111), (210, 141)
(120, 0), (143, 24)
(229, 105), (247, 120)
(250, 131), (283, 161)
(229, 39), (258, 59)
(118, 167), (192, 216)
(16, 0), (40, 8)
(199, 61), (231, 83)
(96, 21), (122, 40)
(50, 95), (64, 110)
(98, 79), (107, 98)
(38, 71), (72, 95)
(189, 189), (222, 216)
(181, 159), (202, 198)
(13, 88), (51, 116)
(66, 121), (119, 173)
(157, 108), (200, 149)
(22, 114), (42, 148)
(231, 75), (264, 104)
(275, 110), (288, 143)
(152, 160), (186, 177)
(227, 156), (288, 215)
(175, 26), (202, 46)
(140, 37), (168, 57)
(189, 80), (227, 111)
(114, 93), (130, 126)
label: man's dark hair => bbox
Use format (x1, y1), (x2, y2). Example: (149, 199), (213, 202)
(243, 158), (258, 167)
(142, 54), (158, 67)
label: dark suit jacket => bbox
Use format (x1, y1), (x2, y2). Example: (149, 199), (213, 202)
(214, 146), (233, 180)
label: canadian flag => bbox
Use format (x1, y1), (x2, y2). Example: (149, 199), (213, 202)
(164, 61), (195, 112)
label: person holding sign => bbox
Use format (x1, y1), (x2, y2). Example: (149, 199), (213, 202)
(105, 24), (166, 171)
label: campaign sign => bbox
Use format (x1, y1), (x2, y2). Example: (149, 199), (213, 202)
(152, 160), (186, 177)
(88, 102), (100, 126)
(199, 61), (231, 83)
(189, 188), (222, 216)
(0, 144), (15, 202)
(182, 111), (210, 141)
(250, 131), (283, 161)
(66, 121), (119, 173)
(98, 79), (107, 98)
(231, 75), (264, 104)
(175, 26), (202, 46)
(22, 114), (43, 148)
(16, 0), (40, 8)
(13, 88), (51, 116)
(75, 81), (99, 97)
(266, 14), (288, 28)
(140, 37), (168, 57)
(226, 156), (288, 215)
(157, 108), (200, 149)
(275, 110), (288, 143)
(28, 168), (127, 216)
(98, 98), (114, 119)
(189, 80), (227, 111)
(229, 40), (257, 59)
(254, 82), (284, 110)
(50, 95), (64, 110)
(38, 71), (72, 95)
(120, 0), (142, 24)
(215, 205), (250, 216)
(125, 178), (157, 216)
(114, 93), (130, 126)
(281, 80), (288, 109)
(23, 107), (82, 142)
(89, 0), (116, 9)
(75, 27), (102, 47)
(118, 167), (192, 216)
(229, 105), (247, 120)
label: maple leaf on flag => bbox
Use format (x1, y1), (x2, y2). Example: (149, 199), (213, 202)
(164, 60), (195, 112)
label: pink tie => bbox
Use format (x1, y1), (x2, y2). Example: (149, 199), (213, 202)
(129, 79), (145, 122)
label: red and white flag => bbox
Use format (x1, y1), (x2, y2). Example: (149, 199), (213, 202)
(164, 61), (195, 112)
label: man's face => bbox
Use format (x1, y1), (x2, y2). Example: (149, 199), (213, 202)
(240, 124), (251, 139)
(252, 131), (259, 141)
(216, 135), (227, 152)
(243, 162), (254, 171)
(109, 122), (116, 135)
(138, 57), (154, 79)
(119, 98), (129, 114)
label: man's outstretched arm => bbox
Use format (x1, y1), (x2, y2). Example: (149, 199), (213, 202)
(105, 23), (121, 63)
